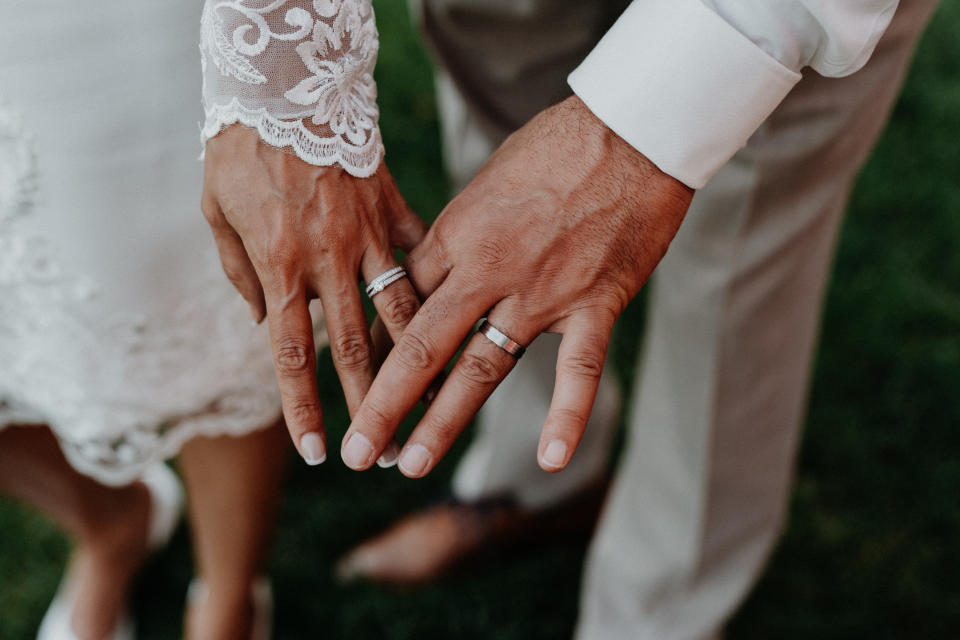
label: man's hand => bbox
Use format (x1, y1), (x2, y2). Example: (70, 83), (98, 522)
(339, 95), (694, 477)
(202, 125), (427, 464)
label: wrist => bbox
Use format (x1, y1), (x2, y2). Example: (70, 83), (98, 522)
(562, 95), (693, 197)
(567, 0), (798, 189)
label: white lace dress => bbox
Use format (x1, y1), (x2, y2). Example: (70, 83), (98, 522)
(0, 0), (388, 486)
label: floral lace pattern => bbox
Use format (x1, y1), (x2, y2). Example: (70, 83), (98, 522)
(200, 0), (383, 177)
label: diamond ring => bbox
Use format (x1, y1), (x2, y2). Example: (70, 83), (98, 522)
(365, 266), (407, 299)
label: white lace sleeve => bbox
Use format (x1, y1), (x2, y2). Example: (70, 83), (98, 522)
(200, 0), (383, 178)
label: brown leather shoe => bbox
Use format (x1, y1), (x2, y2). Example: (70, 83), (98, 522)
(334, 479), (609, 586)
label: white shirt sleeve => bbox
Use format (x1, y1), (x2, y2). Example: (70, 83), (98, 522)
(200, 0), (383, 178)
(568, 0), (899, 189)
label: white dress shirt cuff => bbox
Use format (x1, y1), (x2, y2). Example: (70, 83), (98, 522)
(568, 0), (802, 189)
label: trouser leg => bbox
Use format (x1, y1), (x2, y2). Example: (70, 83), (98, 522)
(432, 69), (499, 194)
(576, 4), (937, 638)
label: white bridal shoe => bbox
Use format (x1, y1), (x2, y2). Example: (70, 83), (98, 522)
(37, 463), (183, 640)
(186, 577), (274, 640)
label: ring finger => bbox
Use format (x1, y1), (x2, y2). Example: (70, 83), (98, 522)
(396, 305), (540, 478)
(359, 251), (425, 467)
(360, 250), (422, 343)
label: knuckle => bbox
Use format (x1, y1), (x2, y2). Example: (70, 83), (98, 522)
(595, 282), (632, 315)
(331, 327), (372, 370)
(201, 207), (216, 226)
(200, 199), (219, 225)
(359, 400), (393, 433)
(274, 339), (314, 375)
(457, 352), (502, 388)
(560, 350), (605, 381)
(285, 398), (321, 426)
(425, 414), (459, 443)
(380, 293), (418, 328)
(203, 209), (230, 233)
(553, 406), (587, 430)
(473, 238), (512, 274)
(394, 332), (437, 372)
(431, 230), (454, 271)
(221, 263), (248, 288)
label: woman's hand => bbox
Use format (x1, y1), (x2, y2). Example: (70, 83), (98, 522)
(202, 125), (427, 465)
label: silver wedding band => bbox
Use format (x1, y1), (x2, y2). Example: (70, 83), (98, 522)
(477, 320), (526, 358)
(365, 266), (407, 299)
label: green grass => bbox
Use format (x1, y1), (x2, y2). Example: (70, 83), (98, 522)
(2, 1), (958, 638)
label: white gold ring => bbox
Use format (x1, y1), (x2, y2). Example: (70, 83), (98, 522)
(477, 320), (526, 358)
(365, 266), (407, 299)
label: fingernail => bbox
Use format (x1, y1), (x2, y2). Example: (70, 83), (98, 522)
(398, 444), (432, 477)
(342, 432), (374, 470)
(541, 440), (568, 469)
(377, 441), (401, 468)
(299, 432), (326, 466)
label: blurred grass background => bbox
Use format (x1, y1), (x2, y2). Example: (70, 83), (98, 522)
(1, 1), (958, 638)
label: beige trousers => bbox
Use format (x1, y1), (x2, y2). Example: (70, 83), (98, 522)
(417, 1), (937, 637)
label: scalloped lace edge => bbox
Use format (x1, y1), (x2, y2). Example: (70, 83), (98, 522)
(201, 99), (383, 178)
